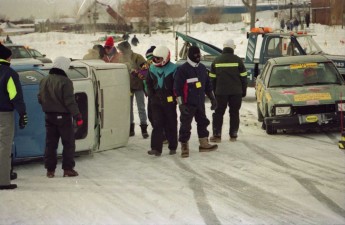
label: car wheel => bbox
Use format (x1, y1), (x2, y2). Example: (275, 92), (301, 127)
(266, 123), (277, 135)
(257, 103), (264, 122)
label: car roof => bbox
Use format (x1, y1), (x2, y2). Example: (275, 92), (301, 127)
(268, 55), (331, 65)
(11, 64), (44, 71)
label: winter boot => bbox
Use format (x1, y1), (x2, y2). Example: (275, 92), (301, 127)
(46, 170), (55, 178)
(0, 184), (17, 190)
(129, 123), (135, 137)
(210, 132), (222, 143)
(147, 150), (161, 156)
(63, 169), (79, 177)
(169, 149), (176, 155)
(230, 131), (238, 142)
(199, 137), (218, 152)
(140, 124), (149, 139)
(181, 142), (189, 158)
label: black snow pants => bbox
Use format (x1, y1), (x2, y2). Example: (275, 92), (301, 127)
(44, 112), (76, 171)
(178, 104), (210, 143)
(212, 94), (242, 136)
(150, 101), (177, 153)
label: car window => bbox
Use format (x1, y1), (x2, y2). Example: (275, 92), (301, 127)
(30, 49), (43, 57)
(7, 46), (32, 59)
(266, 37), (283, 57)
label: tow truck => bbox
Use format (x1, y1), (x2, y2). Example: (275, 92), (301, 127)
(175, 28), (345, 87)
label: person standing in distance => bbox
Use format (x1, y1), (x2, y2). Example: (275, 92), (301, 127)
(174, 46), (218, 158)
(146, 46), (178, 156)
(209, 39), (247, 143)
(0, 43), (27, 190)
(38, 56), (83, 178)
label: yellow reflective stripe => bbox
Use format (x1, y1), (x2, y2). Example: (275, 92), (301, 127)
(215, 63), (239, 68)
(240, 71), (248, 77)
(209, 72), (216, 78)
(7, 76), (17, 100)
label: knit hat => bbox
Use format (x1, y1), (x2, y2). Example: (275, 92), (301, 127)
(0, 43), (12, 60)
(223, 39), (236, 49)
(52, 56), (71, 73)
(104, 36), (114, 47)
(145, 46), (156, 60)
(188, 46), (201, 63)
(117, 41), (131, 53)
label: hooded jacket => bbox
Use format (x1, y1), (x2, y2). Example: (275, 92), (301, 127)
(0, 59), (26, 114)
(38, 68), (79, 116)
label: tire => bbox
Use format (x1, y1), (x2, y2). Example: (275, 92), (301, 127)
(265, 121), (277, 135)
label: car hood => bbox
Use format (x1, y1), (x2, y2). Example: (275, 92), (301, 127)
(267, 85), (345, 106)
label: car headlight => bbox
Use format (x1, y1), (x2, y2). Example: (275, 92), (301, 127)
(274, 106), (291, 116)
(337, 102), (345, 111)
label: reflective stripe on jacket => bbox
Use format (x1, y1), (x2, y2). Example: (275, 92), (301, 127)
(0, 59), (26, 114)
(209, 48), (247, 95)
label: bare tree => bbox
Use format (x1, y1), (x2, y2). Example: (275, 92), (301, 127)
(242, 0), (257, 29)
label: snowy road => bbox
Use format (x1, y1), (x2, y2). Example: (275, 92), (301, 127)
(1, 88), (345, 225)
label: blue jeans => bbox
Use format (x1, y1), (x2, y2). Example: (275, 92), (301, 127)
(130, 90), (148, 125)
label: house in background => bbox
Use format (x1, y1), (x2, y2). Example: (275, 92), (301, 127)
(311, 0), (345, 26)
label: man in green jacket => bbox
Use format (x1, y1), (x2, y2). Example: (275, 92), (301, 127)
(209, 39), (247, 142)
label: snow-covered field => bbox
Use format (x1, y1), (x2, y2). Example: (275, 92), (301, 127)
(1, 12), (345, 225)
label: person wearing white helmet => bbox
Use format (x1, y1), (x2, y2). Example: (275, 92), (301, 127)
(209, 39), (248, 143)
(146, 46), (178, 156)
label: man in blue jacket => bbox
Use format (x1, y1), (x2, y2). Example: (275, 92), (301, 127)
(0, 43), (27, 190)
(174, 46), (218, 158)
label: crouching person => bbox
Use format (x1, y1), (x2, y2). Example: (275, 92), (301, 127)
(174, 46), (218, 158)
(146, 46), (178, 156)
(38, 57), (83, 178)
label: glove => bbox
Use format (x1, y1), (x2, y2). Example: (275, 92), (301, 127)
(179, 104), (190, 115)
(210, 99), (217, 110)
(74, 113), (83, 127)
(19, 113), (28, 129)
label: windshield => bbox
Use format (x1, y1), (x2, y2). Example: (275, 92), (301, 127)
(295, 36), (323, 55)
(7, 46), (32, 59)
(268, 62), (342, 87)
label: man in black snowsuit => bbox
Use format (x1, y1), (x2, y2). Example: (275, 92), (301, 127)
(174, 46), (218, 158)
(131, 35), (139, 46)
(209, 39), (247, 143)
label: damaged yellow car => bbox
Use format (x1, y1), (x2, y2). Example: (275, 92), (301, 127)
(256, 55), (345, 134)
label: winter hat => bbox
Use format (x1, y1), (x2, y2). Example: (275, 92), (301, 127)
(117, 41), (131, 53)
(52, 56), (71, 73)
(188, 46), (201, 63)
(145, 46), (156, 60)
(0, 43), (12, 60)
(223, 39), (236, 49)
(104, 36), (114, 47)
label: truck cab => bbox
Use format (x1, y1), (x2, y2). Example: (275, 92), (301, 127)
(245, 27), (345, 83)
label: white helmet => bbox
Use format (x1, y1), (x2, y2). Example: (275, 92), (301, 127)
(152, 45), (170, 66)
